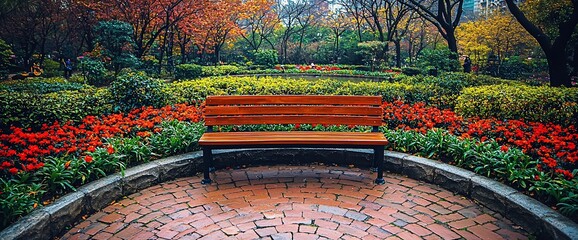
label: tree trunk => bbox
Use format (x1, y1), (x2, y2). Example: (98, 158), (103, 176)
(547, 48), (572, 87)
(446, 28), (458, 55)
(394, 40), (401, 68)
(334, 34), (340, 64)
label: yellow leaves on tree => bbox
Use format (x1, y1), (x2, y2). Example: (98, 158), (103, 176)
(457, 12), (538, 65)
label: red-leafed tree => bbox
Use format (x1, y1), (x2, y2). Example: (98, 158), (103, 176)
(188, 0), (245, 64)
(85, 0), (201, 59)
(238, 0), (278, 51)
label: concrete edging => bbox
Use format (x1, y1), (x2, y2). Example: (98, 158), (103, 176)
(1, 149), (576, 240)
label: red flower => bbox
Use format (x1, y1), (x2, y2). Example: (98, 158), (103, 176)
(8, 167), (18, 175)
(107, 146), (115, 154)
(64, 161), (71, 169)
(87, 146), (96, 152)
(534, 175), (540, 181)
(500, 145), (509, 152)
(84, 155), (93, 163)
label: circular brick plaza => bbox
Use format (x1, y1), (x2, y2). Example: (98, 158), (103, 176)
(61, 165), (528, 239)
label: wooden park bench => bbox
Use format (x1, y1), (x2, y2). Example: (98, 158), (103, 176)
(198, 95), (388, 184)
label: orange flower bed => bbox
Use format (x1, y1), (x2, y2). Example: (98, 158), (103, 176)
(382, 100), (578, 179)
(0, 104), (202, 175)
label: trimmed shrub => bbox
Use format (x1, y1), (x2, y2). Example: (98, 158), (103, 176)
(41, 59), (62, 77)
(201, 65), (240, 76)
(0, 39), (12, 80)
(455, 84), (578, 126)
(166, 76), (443, 104)
(175, 64), (202, 79)
(110, 71), (168, 112)
(0, 88), (112, 130)
(416, 48), (461, 73)
(78, 58), (107, 86)
(254, 49), (278, 67)
(401, 67), (422, 76)
(0, 77), (85, 93)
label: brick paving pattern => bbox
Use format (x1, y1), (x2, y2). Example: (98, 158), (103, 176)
(62, 165), (529, 239)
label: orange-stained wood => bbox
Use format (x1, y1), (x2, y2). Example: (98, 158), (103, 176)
(205, 95), (382, 106)
(204, 106), (382, 116)
(198, 131), (388, 146)
(204, 115), (383, 126)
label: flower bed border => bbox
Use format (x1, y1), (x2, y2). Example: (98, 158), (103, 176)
(1, 149), (577, 240)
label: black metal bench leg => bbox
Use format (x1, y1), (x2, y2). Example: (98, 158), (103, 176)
(202, 147), (212, 184)
(374, 146), (385, 184)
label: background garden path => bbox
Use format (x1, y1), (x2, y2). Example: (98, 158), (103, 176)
(62, 165), (528, 239)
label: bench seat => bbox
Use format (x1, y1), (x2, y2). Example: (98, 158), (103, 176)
(199, 131), (388, 146)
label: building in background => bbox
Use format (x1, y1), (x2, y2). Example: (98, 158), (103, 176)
(463, 0), (524, 20)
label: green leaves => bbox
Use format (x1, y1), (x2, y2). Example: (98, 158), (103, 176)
(385, 127), (578, 221)
(109, 71), (168, 112)
(456, 84), (578, 126)
(0, 175), (45, 227)
(149, 121), (205, 156)
(175, 64), (203, 80)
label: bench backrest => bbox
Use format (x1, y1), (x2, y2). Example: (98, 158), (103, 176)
(204, 95), (383, 129)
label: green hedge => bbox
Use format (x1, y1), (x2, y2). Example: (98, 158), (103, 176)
(175, 64), (202, 79)
(201, 65), (241, 76)
(167, 76), (443, 104)
(0, 77), (86, 94)
(0, 88), (112, 130)
(455, 84), (578, 126)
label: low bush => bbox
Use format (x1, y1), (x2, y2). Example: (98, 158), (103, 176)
(397, 72), (509, 109)
(41, 59), (62, 78)
(401, 67), (422, 76)
(167, 76), (442, 104)
(175, 64), (202, 79)
(0, 77), (86, 94)
(0, 88), (112, 130)
(78, 58), (108, 86)
(109, 71), (168, 112)
(455, 84), (578, 126)
(253, 49), (278, 67)
(416, 48), (461, 73)
(201, 65), (240, 77)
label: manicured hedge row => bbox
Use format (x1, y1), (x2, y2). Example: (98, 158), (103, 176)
(455, 84), (578, 126)
(0, 88), (111, 130)
(167, 76), (444, 104)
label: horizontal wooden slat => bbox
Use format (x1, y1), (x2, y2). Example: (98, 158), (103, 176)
(204, 115), (383, 126)
(204, 106), (382, 116)
(205, 95), (382, 106)
(199, 131), (388, 146)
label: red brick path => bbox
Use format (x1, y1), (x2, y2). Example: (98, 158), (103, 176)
(62, 165), (528, 239)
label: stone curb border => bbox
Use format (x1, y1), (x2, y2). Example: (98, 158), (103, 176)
(1, 149), (577, 240)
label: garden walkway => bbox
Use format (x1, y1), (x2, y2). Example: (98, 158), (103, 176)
(61, 165), (529, 240)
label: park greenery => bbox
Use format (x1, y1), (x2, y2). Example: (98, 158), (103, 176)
(0, 0), (577, 233)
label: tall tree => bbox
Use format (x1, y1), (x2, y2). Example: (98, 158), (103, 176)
(191, 0), (244, 64)
(0, 0), (64, 66)
(323, 9), (352, 63)
(338, 0), (366, 42)
(238, 0), (278, 51)
(400, 0), (464, 54)
(505, 0), (578, 87)
(275, 0), (319, 63)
